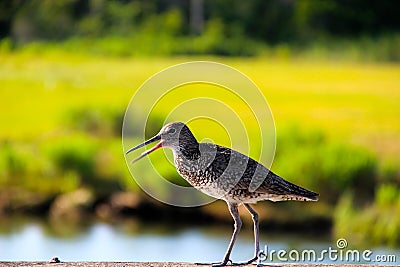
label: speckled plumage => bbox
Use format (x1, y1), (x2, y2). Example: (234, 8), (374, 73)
(126, 121), (319, 266)
(162, 122), (318, 203)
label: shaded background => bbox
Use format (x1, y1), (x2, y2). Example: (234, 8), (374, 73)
(0, 0), (399, 262)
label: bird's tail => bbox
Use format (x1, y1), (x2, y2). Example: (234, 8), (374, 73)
(266, 173), (319, 202)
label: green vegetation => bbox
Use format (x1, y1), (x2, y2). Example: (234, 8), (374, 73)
(1, 51), (399, 246)
(335, 185), (400, 247)
(1, 1), (400, 61)
(2, 33), (400, 61)
(274, 125), (378, 204)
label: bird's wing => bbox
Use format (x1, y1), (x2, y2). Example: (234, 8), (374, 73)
(255, 171), (319, 201)
(205, 144), (319, 201)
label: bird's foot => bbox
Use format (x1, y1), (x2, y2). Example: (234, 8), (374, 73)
(227, 256), (264, 266)
(207, 256), (261, 266)
(244, 255), (258, 264)
(211, 259), (233, 267)
(211, 259), (261, 266)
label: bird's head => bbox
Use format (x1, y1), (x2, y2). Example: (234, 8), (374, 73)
(126, 122), (198, 163)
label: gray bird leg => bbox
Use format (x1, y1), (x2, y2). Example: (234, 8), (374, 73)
(213, 202), (242, 267)
(244, 203), (260, 264)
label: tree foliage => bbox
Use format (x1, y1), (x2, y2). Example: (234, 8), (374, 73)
(0, 0), (399, 44)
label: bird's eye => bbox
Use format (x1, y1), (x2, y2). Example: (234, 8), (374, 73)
(167, 128), (176, 134)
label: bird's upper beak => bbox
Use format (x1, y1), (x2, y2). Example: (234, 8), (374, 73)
(126, 134), (163, 164)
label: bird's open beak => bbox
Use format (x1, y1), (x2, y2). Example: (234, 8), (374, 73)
(125, 135), (163, 164)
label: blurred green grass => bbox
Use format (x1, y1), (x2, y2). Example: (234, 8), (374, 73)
(0, 51), (400, 246)
(1, 52), (399, 159)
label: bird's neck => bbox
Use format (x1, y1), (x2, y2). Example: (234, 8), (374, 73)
(179, 140), (200, 160)
(173, 128), (201, 160)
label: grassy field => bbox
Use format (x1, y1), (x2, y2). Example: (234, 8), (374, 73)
(1, 52), (399, 161)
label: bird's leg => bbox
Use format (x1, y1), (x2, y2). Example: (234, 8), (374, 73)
(212, 202), (242, 267)
(244, 203), (260, 264)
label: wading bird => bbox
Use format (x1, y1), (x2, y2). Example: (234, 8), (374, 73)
(126, 122), (319, 266)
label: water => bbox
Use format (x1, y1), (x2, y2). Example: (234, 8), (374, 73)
(0, 220), (399, 265)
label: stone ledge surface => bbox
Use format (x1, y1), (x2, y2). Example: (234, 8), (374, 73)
(0, 262), (393, 267)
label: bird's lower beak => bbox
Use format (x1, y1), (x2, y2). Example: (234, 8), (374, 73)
(126, 135), (163, 164)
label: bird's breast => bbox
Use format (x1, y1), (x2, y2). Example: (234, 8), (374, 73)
(174, 155), (215, 187)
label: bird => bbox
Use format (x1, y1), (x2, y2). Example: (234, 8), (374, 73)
(126, 122), (319, 266)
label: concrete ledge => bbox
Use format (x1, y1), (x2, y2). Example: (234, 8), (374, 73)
(0, 262), (392, 267)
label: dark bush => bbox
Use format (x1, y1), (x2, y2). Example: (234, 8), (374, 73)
(43, 136), (97, 183)
(273, 125), (378, 205)
(63, 106), (125, 137)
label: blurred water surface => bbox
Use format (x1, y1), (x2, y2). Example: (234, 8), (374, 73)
(0, 219), (399, 265)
